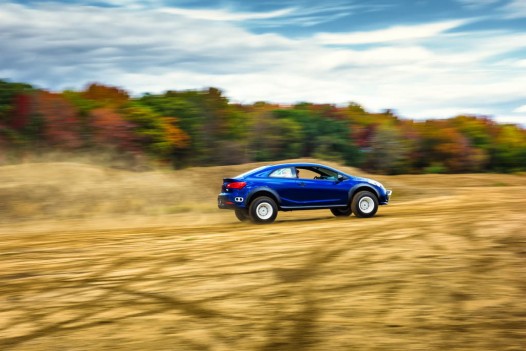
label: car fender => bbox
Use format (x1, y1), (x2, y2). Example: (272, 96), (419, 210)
(246, 186), (282, 205)
(348, 183), (380, 202)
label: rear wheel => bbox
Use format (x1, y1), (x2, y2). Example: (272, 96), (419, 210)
(330, 207), (352, 217)
(351, 191), (378, 218)
(235, 208), (249, 222)
(249, 196), (278, 224)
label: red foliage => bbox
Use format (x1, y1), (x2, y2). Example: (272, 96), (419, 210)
(352, 124), (376, 148)
(10, 94), (32, 129)
(34, 91), (83, 148)
(89, 108), (138, 151)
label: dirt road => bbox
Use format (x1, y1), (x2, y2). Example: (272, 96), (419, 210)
(0, 163), (525, 350)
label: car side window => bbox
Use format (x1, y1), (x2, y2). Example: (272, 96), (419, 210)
(296, 168), (319, 179)
(314, 167), (338, 180)
(269, 167), (295, 178)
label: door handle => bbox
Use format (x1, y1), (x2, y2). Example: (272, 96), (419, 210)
(298, 182), (305, 187)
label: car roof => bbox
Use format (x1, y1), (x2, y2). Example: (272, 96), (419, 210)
(268, 162), (328, 167)
(255, 163), (349, 175)
(235, 162), (354, 179)
(268, 162), (333, 168)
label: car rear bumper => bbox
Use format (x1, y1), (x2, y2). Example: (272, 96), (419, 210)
(218, 194), (236, 209)
(219, 192), (251, 209)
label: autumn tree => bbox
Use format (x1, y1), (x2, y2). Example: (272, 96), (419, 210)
(491, 124), (526, 172)
(0, 80), (34, 125)
(82, 83), (129, 107)
(31, 91), (83, 149)
(121, 102), (189, 163)
(365, 124), (410, 174)
(248, 107), (302, 161)
(139, 88), (250, 165)
(89, 108), (137, 151)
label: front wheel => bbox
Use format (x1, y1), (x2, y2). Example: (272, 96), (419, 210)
(249, 196), (278, 224)
(351, 191), (378, 218)
(330, 207), (352, 217)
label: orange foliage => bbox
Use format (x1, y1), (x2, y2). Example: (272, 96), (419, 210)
(434, 127), (469, 171)
(163, 118), (190, 149)
(90, 108), (138, 150)
(82, 83), (129, 107)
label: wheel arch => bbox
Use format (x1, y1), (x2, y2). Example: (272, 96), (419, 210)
(348, 184), (379, 202)
(246, 188), (281, 208)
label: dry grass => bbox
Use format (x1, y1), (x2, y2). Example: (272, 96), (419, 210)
(0, 160), (525, 350)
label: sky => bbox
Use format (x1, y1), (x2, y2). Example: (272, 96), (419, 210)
(1, 0), (525, 124)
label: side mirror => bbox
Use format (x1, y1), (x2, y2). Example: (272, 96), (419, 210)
(337, 174), (344, 182)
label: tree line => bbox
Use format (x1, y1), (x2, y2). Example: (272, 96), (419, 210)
(1, 79), (525, 173)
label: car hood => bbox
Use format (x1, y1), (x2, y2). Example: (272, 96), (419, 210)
(352, 176), (373, 182)
(352, 176), (384, 188)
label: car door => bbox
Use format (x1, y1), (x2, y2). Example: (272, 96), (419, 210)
(295, 177), (348, 206)
(286, 166), (348, 207)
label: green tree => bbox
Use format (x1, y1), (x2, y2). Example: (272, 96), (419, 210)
(272, 104), (360, 165)
(365, 124), (409, 174)
(121, 102), (188, 160)
(491, 124), (526, 172)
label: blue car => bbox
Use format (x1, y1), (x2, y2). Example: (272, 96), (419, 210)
(218, 163), (392, 224)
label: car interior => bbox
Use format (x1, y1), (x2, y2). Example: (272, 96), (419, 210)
(296, 166), (339, 180)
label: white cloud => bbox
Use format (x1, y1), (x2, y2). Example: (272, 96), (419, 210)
(158, 3), (360, 27)
(492, 115), (526, 126)
(314, 20), (468, 45)
(503, 0), (526, 18)
(158, 7), (295, 21)
(513, 105), (526, 113)
(456, 0), (501, 9)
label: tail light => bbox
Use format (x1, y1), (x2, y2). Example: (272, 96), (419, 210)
(226, 181), (247, 190)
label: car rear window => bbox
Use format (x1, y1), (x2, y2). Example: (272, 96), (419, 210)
(235, 166), (270, 178)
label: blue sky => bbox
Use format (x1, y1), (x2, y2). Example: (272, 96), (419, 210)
(1, 0), (525, 124)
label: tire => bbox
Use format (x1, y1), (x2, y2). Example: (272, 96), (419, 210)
(351, 191), (378, 218)
(249, 196), (278, 224)
(235, 208), (250, 222)
(330, 207), (352, 217)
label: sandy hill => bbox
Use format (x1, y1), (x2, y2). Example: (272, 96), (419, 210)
(0, 159), (523, 224)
